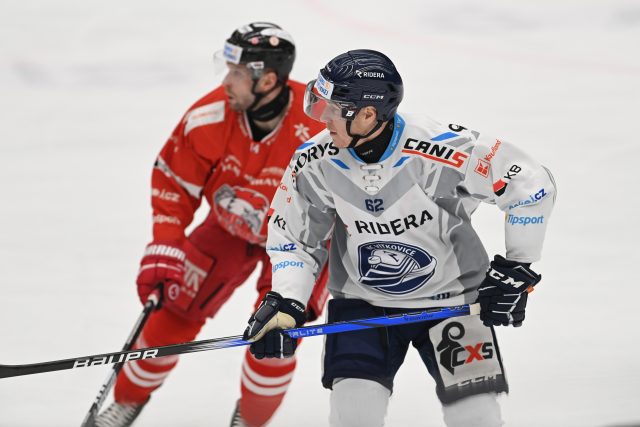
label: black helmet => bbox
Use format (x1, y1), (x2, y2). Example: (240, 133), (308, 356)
(223, 22), (295, 82)
(313, 49), (403, 121)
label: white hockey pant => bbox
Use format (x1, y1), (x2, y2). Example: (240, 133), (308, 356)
(442, 392), (503, 427)
(329, 378), (390, 427)
(329, 378), (502, 427)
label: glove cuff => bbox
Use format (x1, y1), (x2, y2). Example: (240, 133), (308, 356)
(281, 298), (307, 327)
(264, 291), (307, 327)
(143, 242), (186, 261)
(488, 255), (541, 293)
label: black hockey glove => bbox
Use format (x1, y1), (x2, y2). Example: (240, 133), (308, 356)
(478, 255), (541, 327)
(243, 291), (306, 359)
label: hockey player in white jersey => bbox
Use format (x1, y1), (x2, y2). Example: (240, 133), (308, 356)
(242, 49), (556, 426)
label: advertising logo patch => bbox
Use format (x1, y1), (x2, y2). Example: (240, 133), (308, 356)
(492, 164), (521, 197)
(506, 214), (544, 226)
(402, 138), (469, 169)
(436, 322), (494, 375)
(272, 260), (304, 273)
(315, 73), (334, 98)
(508, 188), (548, 210)
(474, 159), (490, 177)
(357, 241), (437, 295)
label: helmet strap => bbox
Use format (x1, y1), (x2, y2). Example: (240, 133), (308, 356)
(247, 80), (290, 122)
(346, 119), (384, 149)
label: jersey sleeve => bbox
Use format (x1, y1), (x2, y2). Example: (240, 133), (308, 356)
(266, 153), (335, 306)
(461, 135), (557, 263)
(151, 100), (226, 241)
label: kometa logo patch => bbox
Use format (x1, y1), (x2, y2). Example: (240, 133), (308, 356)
(357, 241), (437, 295)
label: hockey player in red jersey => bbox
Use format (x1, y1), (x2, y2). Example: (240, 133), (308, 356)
(94, 22), (329, 427)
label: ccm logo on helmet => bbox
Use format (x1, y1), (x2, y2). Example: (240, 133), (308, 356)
(363, 94), (384, 100)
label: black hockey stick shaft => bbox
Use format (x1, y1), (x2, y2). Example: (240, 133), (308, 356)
(80, 290), (161, 427)
(0, 303), (478, 379)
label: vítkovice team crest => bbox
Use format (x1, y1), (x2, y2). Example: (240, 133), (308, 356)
(357, 241), (437, 295)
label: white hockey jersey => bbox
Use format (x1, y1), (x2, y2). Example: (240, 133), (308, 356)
(266, 114), (556, 309)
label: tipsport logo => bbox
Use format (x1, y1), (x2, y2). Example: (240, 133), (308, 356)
(272, 260), (304, 273)
(506, 214), (544, 226)
(357, 241), (437, 295)
(436, 322), (494, 375)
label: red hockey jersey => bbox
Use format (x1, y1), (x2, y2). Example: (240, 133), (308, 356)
(150, 81), (324, 245)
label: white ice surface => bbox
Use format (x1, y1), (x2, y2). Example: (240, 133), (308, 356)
(1, 1), (639, 426)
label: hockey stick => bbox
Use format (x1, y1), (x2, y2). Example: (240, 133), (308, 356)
(0, 303), (479, 379)
(80, 290), (161, 427)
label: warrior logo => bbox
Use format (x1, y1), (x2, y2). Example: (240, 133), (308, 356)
(357, 241), (437, 295)
(436, 322), (494, 375)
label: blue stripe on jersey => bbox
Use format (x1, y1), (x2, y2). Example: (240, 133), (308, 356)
(393, 156), (410, 168)
(296, 142), (314, 151)
(347, 147), (365, 163)
(431, 132), (458, 141)
(331, 158), (350, 169)
(379, 114), (406, 162)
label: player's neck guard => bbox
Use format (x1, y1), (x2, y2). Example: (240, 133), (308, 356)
(247, 84), (290, 122)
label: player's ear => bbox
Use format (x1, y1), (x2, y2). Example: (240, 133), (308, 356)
(257, 70), (279, 92)
(363, 106), (378, 122)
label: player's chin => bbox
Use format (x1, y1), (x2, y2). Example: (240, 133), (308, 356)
(330, 135), (349, 149)
(228, 100), (244, 112)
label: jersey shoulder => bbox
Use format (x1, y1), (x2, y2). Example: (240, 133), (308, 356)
(397, 114), (480, 171)
(181, 86), (235, 138)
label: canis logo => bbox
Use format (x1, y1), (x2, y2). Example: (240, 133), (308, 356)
(357, 241), (437, 295)
(436, 322), (494, 375)
(214, 185), (269, 244)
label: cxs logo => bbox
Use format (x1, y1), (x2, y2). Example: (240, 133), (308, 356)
(436, 322), (494, 375)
